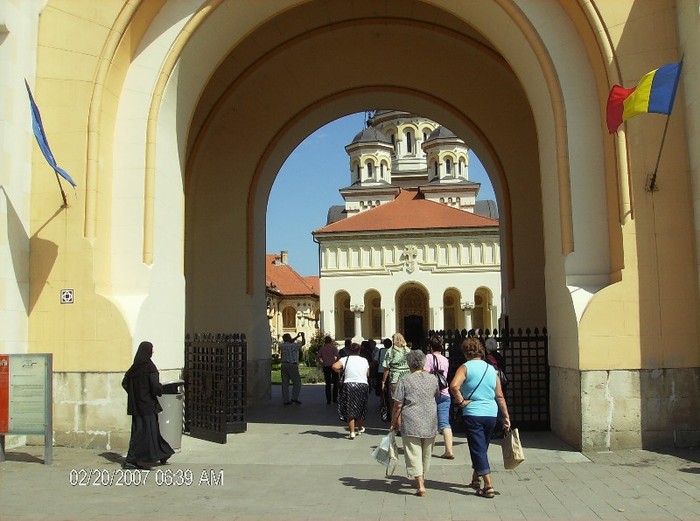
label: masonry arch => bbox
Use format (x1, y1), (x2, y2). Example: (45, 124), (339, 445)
(333, 291), (352, 340)
(94, 0), (626, 449)
(396, 283), (430, 348)
(363, 290), (382, 340)
(443, 288), (464, 332)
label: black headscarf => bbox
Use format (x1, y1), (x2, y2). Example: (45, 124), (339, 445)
(124, 341), (158, 378)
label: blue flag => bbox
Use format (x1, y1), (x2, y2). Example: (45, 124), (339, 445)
(24, 80), (77, 187)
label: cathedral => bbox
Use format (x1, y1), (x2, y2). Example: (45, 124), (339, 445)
(314, 111), (501, 345)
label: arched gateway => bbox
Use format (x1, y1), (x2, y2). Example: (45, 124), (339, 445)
(5, 1), (699, 452)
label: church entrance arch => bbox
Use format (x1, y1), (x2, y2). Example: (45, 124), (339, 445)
(396, 284), (429, 348)
(334, 291), (352, 340)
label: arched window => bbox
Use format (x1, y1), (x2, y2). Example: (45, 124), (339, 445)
(366, 161), (373, 177)
(282, 306), (296, 329)
(380, 163), (384, 179)
(343, 298), (354, 338)
(390, 134), (395, 148)
(433, 161), (439, 178)
(446, 158), (452, 176)
(406, 131), (413, 153)
(459, 159), (463, 176)
(355, 164), (360, 181)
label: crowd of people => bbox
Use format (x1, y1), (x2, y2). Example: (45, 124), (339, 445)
(122, 331), (510, 499)
(311, 331), (511, 499)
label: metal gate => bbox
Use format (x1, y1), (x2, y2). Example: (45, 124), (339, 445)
(433, 327), (549, 430)
(184, 333), (247, 444)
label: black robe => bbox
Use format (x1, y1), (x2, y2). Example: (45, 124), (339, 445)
(122, 341), (174, 464)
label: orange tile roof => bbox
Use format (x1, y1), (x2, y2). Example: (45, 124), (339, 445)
(304, 276), (320, 294)
(266, 254), (319, 297)
(313, 189), (499, 234)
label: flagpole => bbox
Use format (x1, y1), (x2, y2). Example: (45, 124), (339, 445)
(646, 114), (671, 192)
(54, 171), (68, 207)
(646, 55), (684, 192)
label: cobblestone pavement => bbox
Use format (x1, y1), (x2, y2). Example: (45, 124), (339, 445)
(2, 383), (700, 521)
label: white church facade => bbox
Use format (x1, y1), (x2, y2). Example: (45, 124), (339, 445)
(313, 111), (501, 346)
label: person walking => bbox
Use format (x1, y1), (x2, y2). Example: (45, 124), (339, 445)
(373, 338), (389, 397)
(449, 337), (511, 499)
(121, 341), (175, 469)
(332, 342), (370, 439)
(280, 332), (305, 405)
(485, 337), (508, 437)
(423, 335), (454, 459)
(316, 335), (339, 404)
(381, 332), (411, 421)
(390, 349), (439, 497)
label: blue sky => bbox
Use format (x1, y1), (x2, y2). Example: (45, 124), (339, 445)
(266, 113), (496, 277)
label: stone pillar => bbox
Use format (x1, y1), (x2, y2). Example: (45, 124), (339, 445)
(384, 306), (395, 339)
(350, 304), (364, 342)
(462, 301), (474, 331)
(432, 303), (443, 332)
(322, 309), (334, 338)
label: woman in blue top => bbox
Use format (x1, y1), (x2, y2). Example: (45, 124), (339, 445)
(449, 337), (510, 498)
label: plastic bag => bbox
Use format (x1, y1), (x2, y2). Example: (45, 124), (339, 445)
(501, 427), (525, 469)
(372, 431), (398, 475)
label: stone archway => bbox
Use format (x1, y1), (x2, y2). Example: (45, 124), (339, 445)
(85, 0), (640, 449)
(396, 284), (429, 348)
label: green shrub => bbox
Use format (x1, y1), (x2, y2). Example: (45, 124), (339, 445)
(303, 330), (333, 367)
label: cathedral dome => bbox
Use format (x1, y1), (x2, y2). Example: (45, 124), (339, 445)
(350, 126), (391, 145)
(425, 126), (457, 141)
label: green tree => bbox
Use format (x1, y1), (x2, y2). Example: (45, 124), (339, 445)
(304, 330), (333, 367)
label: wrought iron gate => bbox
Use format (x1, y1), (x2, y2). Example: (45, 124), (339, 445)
(184, 333), (247, 444)
(433, 327), (549, 430)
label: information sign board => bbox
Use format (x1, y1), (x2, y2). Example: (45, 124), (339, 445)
(0, 354), (53, 464)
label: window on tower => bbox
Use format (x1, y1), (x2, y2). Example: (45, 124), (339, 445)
(446, 158), (452, 176)
(367, 162), (373, 177)
(406, 131), (413, 153)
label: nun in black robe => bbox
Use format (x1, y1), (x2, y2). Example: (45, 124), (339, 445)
(121, 341), (175, 469)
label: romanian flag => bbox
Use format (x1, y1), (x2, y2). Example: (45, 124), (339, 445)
(606, 62), (682, 134)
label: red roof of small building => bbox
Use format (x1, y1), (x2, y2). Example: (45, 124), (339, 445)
(313, 188), (498, 234)
(304, 276), (320, 294)
(266, 254), (318, 297)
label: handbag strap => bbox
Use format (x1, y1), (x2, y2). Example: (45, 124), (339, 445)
(466, 362), (489, 400)
(431, 354), (440, 374)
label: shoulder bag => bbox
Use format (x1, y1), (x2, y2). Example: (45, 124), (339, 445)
(431, 354), (449, 391)
(452, 362), (489, 421)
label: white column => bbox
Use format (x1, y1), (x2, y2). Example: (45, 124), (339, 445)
(350, 304), (364, 342)
(322, 309), (334, 338)
(384, 306), (396, 339)
(462, 301), (475, 331)
(432, 303), (443, 332)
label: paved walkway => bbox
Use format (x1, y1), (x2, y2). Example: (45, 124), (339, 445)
(2, 383), (700, 521)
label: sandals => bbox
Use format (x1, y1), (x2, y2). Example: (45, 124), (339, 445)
(468, 479), (481, 489)
(476, 487), (495, 498)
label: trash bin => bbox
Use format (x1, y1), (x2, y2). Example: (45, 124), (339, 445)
(158, 379), (184, 450)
